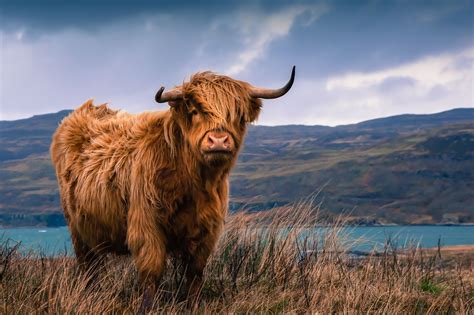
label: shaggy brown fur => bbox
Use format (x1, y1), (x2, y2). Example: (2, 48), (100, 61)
(50, 72), (265, 305)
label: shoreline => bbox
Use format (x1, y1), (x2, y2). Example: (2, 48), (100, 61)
(425, 244), (474, 252)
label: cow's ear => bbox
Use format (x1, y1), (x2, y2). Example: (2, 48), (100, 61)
(169, 99), (186, 112)
(246, 98), (262, 123)
(169, 99), (188, 122)
(168, 101), (178, 108)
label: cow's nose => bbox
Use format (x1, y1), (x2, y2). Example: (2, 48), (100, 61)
(209, 134), (228, 146)
(206, 133), (232, 151)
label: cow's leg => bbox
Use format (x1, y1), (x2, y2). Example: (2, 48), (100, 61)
(137, 274), (160, 315)
(184, 226), (222, 300)
(129, 231), (167, 314)
(132, 246), (166, 314)
(185, 253), (207, 299)
(70, 227), (92, 267)
(70, 228), (104, 282)
(127, 179), (169, 313)
(62, 181), (105, 276)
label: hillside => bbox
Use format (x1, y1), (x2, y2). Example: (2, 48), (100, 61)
(0, 108), (473, 226)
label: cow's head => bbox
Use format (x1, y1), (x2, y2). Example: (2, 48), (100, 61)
(156, 67), (295, 167)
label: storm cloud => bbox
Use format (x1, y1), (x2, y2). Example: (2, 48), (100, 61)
(1, 0), (472, 125)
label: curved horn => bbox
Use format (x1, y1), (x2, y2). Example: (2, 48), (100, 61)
(249, 66), (295, 99)
(155, 86), (183, 104)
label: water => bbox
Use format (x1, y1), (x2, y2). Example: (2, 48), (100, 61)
(338, 225), (474, 252)
(1, 226), (72, 256)
(1, 225), (473, 256)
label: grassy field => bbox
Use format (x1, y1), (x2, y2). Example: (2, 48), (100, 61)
(1, 203), (473, 314)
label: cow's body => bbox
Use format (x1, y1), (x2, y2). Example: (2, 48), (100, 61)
(52, 100), (226, 275)
(51, 69), (294, 310)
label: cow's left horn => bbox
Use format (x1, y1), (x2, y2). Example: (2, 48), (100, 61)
(249, 66), (295, 99)
(155, 87), (183, 104)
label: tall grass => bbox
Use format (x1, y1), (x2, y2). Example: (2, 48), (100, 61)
(1, 202), (472, 314)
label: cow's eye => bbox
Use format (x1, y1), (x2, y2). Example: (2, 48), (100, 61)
(190, 109), (199, 116)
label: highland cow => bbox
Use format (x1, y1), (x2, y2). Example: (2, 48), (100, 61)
(50, 67), (295, 310)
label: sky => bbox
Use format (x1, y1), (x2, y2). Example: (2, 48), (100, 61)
(0, 0), (473, 126)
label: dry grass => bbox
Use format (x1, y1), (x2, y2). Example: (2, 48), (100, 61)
(1, 202), (473, 314)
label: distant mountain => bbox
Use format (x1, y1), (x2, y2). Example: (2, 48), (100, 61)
(0, 108), (473, 226)
(0, 110), (72, 161)
(350, 108), (474, 129)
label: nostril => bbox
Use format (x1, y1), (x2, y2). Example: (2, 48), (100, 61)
(218, 135), (228, 146)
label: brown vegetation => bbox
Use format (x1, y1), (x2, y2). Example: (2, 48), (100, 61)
(1, 203), (472, 314)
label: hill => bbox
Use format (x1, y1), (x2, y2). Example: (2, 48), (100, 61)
(0, 108), (473, 226)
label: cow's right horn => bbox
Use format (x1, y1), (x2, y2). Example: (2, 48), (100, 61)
(155, 87), (183, 104)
